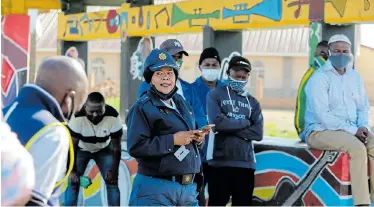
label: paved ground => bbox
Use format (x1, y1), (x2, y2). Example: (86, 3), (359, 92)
(262, 106), (374, 137)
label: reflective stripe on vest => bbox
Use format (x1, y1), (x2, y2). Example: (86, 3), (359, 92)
(25, 122), (75, 188)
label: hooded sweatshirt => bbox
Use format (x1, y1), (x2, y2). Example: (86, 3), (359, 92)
(206, 85), (264, 169)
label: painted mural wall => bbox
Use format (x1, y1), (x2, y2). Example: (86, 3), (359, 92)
(59, 140), (137, 206)
(253, 139), (356, 206)
(1, 15), (30, 108)
(57, 0), (374, 41)
(58, 136), (357, 206)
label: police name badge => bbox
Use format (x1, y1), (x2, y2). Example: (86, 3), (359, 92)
(174, 145), (190, 162)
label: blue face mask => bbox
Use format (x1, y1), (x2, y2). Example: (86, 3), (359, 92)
(329, 54), (351, 70)
(176, 59), (183, 69)
(228, 77), (248, 93)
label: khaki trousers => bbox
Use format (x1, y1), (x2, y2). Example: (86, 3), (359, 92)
(307, 130), (374, 205)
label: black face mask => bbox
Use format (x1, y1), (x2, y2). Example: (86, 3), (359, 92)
(150, 84), (178, 100)
(87, 114), (104, 125)
(60, 94), (75, 121)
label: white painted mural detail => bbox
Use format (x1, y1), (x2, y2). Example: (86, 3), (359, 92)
(130, 37), (153, 80)
(219, 51), (241, 80)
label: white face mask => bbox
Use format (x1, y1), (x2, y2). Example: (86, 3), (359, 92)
(201, 69), (220, 82)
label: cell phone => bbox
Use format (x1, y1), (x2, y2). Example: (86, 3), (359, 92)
(80, 176), (92, 189)
(198, 124), (216, 132)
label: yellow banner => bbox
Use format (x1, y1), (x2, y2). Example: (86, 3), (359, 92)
(58, 0), (374, 41)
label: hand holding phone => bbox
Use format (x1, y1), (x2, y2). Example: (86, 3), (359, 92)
(192, 130), (205, 144)
(198, 124), (215, 134)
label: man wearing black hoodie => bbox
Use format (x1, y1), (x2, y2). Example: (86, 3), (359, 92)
(206, 56), (264, 206)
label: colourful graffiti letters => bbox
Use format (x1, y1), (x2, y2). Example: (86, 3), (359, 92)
(364, 0), (371, 11)
(287, 0), (311, 19)
(106, 10), (119, 34)
(171, 4), (220, 27)
(222, 0), (282, 24)
(327, 0), (348, 17)
(154, 7), (170, 28)
(105, 10), (129, 34)
(57, 0), (374, 41)
(288, 0), (348, 19)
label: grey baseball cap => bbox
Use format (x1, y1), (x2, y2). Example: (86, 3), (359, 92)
(159, 39), (189, 56)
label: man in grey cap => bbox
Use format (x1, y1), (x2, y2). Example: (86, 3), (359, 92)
(159, 38), (189, 68)
(137, 39), (207, 129)
(302, 34), (373, 206)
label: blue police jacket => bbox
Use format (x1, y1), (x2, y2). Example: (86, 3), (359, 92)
(2, 84), (72, 206)
(126, 89), (202, 176)
(191, 77), (226, 162)
(192, 77), (227, 114)
(137, 79), (207, 129)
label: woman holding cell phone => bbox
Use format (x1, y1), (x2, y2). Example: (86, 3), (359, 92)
(126, 49), (211, 206)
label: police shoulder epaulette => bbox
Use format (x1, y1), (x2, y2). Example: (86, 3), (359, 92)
(139, 95), (150, 104)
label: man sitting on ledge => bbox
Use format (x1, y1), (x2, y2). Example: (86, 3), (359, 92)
(300, 34), (373, 206)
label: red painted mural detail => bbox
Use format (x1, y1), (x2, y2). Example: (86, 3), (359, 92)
(310, 149), (323, 159)
(1, 58), (15, 94)
(327, 153), (350, 182)
(303, 191), (323, 206)
(255, 171), (299, 187)
(123, 159), (138, 176)
(3, 15), (30, 51)
(1, 15), (30, 107)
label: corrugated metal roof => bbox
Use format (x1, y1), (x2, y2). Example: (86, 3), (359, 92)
(36, 6), (310, 55)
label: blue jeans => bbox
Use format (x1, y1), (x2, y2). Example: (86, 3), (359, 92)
(129, 174), (199, 206)
(64, 145), (120, 206)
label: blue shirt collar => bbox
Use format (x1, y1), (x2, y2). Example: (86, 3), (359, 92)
(17, 84), (66, 122)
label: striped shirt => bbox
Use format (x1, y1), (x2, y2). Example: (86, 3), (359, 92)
(68, 105), (123, 153)
(300, 60), (370, 142)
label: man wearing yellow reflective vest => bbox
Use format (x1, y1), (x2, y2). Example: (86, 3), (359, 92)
(294, 41), (329, 137)
(2, 56), (89, 206)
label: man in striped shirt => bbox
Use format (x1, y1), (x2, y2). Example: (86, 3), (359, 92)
(301, 34), (373, 206)
(64, 92), (122, 206)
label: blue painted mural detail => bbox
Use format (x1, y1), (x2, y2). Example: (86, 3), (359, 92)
(222, 0), (283, 24)
(254, 150), (354, 206)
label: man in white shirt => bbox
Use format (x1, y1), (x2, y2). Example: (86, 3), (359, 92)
(65, 92), (123, 206)
(303, 34), (373, 206)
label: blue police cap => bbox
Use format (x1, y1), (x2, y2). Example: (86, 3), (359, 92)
(144, 49), (179, 72)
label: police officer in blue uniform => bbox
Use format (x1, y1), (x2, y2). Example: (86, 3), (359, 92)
(137, 39), (207, 129)
(126, 49), (208, 206)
